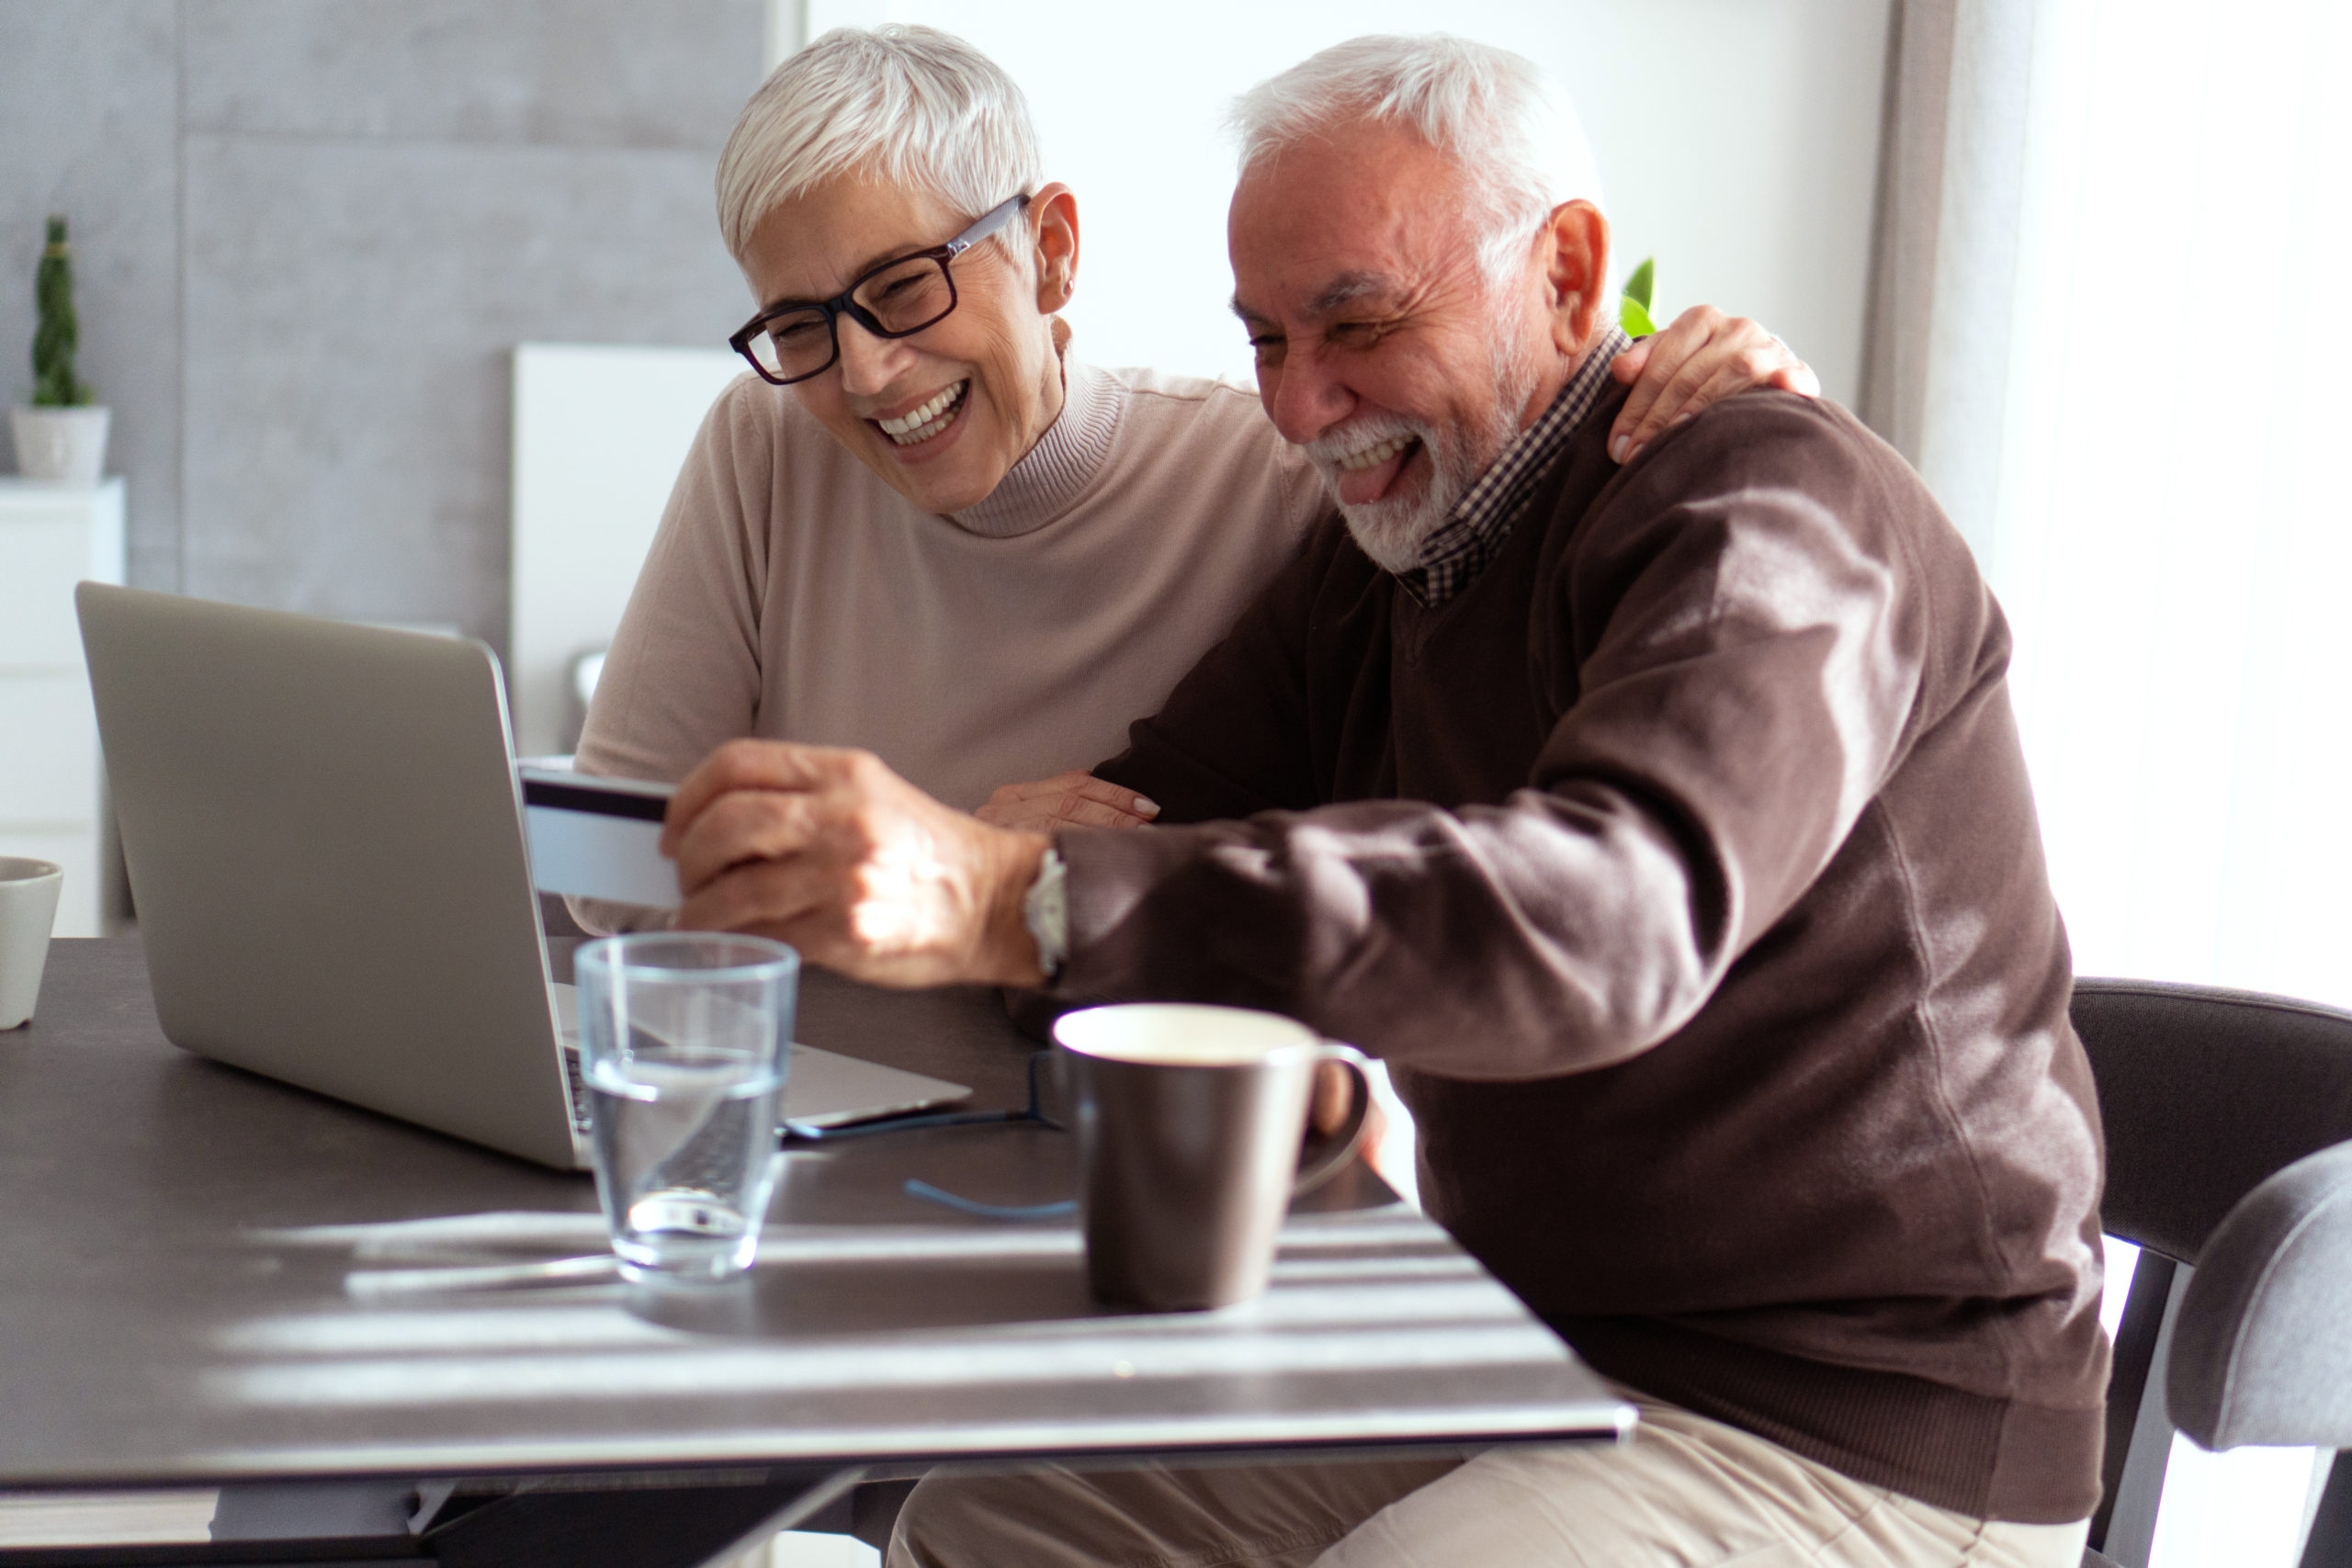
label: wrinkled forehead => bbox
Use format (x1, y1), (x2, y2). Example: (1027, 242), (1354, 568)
(1227, 131), (1483, 314)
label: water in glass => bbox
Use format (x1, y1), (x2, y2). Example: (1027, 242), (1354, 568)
(574, 932), (797, 1285)
(589, 1050), (786, 1281)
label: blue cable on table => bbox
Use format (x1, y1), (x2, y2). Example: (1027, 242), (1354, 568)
(902, 1179), (1076, 1221)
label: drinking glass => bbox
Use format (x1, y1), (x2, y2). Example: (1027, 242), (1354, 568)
(573, 932), (797, 1284)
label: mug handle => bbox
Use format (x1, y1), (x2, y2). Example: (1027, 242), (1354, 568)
(1292, 1042), (1374, 1196)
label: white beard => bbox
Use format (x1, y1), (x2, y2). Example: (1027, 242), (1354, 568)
(1303, 329), (1546, 575)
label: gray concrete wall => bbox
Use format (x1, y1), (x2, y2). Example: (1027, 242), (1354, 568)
(0, 0), (763, 649)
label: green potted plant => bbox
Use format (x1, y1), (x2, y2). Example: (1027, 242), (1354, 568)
(11, 215), (109, 483)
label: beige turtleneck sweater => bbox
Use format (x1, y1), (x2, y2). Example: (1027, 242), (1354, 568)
(572, 357), (1326, 865)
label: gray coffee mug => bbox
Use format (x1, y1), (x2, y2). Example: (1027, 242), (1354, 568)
(1054, 1003), (1372, 1311)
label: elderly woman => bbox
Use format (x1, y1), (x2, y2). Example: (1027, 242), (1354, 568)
(570, 24), (1814, 878)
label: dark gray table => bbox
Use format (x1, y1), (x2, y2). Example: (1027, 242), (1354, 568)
(0, 939), (1626, 1566)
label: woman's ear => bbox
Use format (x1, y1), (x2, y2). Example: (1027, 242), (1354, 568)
(1543, 200), (1610, 356)
(1029, 182), (1080, 312)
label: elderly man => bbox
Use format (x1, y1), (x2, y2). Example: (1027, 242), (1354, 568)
(662, 33), (2107, 1568)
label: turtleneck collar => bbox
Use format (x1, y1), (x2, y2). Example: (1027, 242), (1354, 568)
(951, 358), (1123, 539)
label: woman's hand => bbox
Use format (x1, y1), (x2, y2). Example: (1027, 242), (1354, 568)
(1607, 306), (1819, 465)
(977, 771), (1159, 832)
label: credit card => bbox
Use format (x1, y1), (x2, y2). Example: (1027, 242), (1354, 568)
(519, 768), (679, 909)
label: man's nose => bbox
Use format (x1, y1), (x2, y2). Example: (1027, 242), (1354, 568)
(834, 313), (911, 397)
(1262, 344), (1352, 448)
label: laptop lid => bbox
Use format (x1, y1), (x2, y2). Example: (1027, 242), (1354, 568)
(78, 584), (583, 1168)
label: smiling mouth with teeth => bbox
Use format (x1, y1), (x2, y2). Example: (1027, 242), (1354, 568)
(1337, 434), (1418, 471)
(875, 380), (970, 447)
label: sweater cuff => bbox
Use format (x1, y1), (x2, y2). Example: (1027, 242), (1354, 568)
(1048, 822), (1241, 1005)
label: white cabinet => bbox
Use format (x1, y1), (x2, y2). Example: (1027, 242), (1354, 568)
(0, 478), (125, 936)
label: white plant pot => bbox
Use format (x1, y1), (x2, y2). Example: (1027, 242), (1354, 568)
(10, 404), (110, 483)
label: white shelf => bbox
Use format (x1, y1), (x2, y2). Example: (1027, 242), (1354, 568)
(0, 476), (126, 936)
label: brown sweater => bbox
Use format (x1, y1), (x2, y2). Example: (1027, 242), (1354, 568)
(1062, 385), (2109, 1523)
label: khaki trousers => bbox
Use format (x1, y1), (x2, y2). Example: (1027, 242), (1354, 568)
(886, 1382), (2091, 1568)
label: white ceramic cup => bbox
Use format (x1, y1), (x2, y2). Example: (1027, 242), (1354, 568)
(0, 858), (64, 1030)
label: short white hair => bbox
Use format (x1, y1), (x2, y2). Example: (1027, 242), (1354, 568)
(1228, 34), (1603, 283)
(715, 25), (1041, 264)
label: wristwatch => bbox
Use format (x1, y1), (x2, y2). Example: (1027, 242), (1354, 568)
(1022, 846), (1069, 978)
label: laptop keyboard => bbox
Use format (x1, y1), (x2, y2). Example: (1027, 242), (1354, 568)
(560, 1048), (592, 1133)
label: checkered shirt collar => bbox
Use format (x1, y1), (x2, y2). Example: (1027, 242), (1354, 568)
(1399, 324), (1632, 608)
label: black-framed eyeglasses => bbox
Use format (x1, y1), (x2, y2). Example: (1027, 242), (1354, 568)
(729, 193), (1033, 387)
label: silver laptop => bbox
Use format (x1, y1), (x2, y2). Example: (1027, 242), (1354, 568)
(76, 583), (967, 1170)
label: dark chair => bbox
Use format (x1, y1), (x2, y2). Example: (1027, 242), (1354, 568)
(2072, 978), (2352, 1568)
